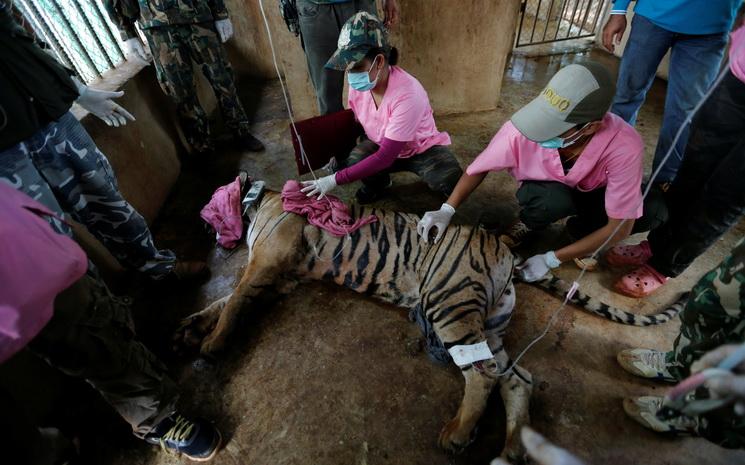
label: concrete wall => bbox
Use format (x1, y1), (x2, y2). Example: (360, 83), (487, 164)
(222, 0), (522, 119)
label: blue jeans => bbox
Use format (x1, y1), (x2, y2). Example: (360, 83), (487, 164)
(611, 14), (727, 183)
(0, 112), (176, 278)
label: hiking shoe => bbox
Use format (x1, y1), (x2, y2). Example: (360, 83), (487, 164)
(499, 221), (531, 249)
(236, 132), (265, 152)
(145, 413), (222, 461)
(617, 348), (677, 382)
(623, 396), (701, 435)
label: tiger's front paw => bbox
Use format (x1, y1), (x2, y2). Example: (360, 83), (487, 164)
(438, 418), (473, 453)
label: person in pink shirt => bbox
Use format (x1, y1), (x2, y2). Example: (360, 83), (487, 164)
(300, 12), (462, 204)
(606, 18), (745, 298)
(418, 62), (667, 282)
(0, 182), (222, 461)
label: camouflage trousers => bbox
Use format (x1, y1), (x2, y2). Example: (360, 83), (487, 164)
(341, 139), (463, 197)
(29, 273), (178, 437)
(0, 112), (176, 278)
(666, 236), (745, 448)
(144, 22), (251, 152)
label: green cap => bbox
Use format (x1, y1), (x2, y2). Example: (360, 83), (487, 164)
(325, 11), (390, 71)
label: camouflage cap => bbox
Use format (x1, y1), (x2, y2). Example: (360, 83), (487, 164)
(325, 11), (390, 71)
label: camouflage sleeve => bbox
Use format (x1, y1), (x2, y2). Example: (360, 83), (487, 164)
(207, 0), (230, 20)
(102, 0), (140, 41)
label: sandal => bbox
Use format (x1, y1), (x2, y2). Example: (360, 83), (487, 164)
(606, 240), (652, 267)
(614, 264), (668, 298)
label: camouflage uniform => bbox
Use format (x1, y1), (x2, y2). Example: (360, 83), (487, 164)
(665, 237), (745, 448)
(104, 0), (252, 152)
(0, 112), (176, 278)
(29, 273), (179, 437)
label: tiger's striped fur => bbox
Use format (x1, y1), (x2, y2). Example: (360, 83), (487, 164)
(177, 190), (685, 460)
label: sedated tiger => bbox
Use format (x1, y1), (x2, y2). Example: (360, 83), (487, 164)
(175, 189), (688, 461)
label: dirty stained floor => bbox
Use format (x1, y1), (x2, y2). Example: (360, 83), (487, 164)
(79, 50), (745, 464)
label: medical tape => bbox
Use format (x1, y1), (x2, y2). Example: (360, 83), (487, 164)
(448, 341), (493, 367)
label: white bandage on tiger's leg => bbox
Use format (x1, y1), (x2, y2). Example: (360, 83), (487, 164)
(448, 341), (494, 367)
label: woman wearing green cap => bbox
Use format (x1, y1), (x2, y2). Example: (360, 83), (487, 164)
(417, 62), (667, 282)
(300, 11), (462, 204)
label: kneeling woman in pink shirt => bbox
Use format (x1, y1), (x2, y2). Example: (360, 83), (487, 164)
(418, 62), (668, 282)
(301, 12), (462, 204)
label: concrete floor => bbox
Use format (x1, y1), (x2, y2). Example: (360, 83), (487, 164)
(83, 50), (745, 464)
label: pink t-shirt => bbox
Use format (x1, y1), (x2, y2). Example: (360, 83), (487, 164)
(348, 66), (451, 158)
(729, 24), (745, 83)
(0, 183), (88, 364)
(466, 112), (644, 219)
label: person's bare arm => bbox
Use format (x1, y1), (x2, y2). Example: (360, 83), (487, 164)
(381, 0), (399, 28)
(602, 14), (627, 52)
(555, 217), (634, 262)
(445, 171), (488, 209)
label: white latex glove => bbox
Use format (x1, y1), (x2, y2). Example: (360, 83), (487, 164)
(490, 427), (586, 465)
(122, 37), (150, 62)
(417, 203), (455, 243)
(215, 18), (234, 43)
(692, 344), (745, 415)
(301, 175), (337, 200)
(73, 79), (135, 127)
(516, 251), (561, 282)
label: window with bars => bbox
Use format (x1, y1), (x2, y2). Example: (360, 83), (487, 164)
(14, 0), (128, 83)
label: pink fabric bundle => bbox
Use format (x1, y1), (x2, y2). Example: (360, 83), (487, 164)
(281, 180), (377, 237)
(200, 176), (244, 249)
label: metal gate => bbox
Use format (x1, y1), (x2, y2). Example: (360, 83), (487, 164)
(515, 0), (609, 48)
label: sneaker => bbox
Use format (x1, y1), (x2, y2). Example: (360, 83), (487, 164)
(623, 396), (701, 435)
(617, 348), (677, 382)
(145, 413), (222, 461)
(236, 132), (265, 152)
(499, 221), (531, 249)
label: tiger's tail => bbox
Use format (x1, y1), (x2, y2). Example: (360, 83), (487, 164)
(527, 274), (689, 326)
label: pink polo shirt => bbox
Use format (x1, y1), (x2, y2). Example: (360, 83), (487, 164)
(0, 183), (87, 364)
(348, 66), (451, 158)
(729, 23), (745, 83)
(466, 112), (644, 219)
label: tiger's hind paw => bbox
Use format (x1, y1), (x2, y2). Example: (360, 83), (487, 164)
(438, 418), (475, 453)
(172, 301), (225, 354)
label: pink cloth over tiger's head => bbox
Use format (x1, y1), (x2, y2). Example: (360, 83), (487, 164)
(200, 176), (245, 249)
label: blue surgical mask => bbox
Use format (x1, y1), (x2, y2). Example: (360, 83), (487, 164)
(539, 123), (590, 149)
(347, 56), (379, 92)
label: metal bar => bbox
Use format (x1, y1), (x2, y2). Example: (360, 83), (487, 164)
(588, 0), (607, 35)
(576, 0), (594, 38)
(566, 0), (582, 39)
(514, 31), (596, 47)
(48, 0), (101, 78)
(93, 0), (125, 59)
(515, 0), (528, 47)
(540, 0), (556, 42)
(528, 0), (543, 43)
(19, 0), (76, 71)
(71, 0), (115, 69)
(554, 0), (570, 40)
